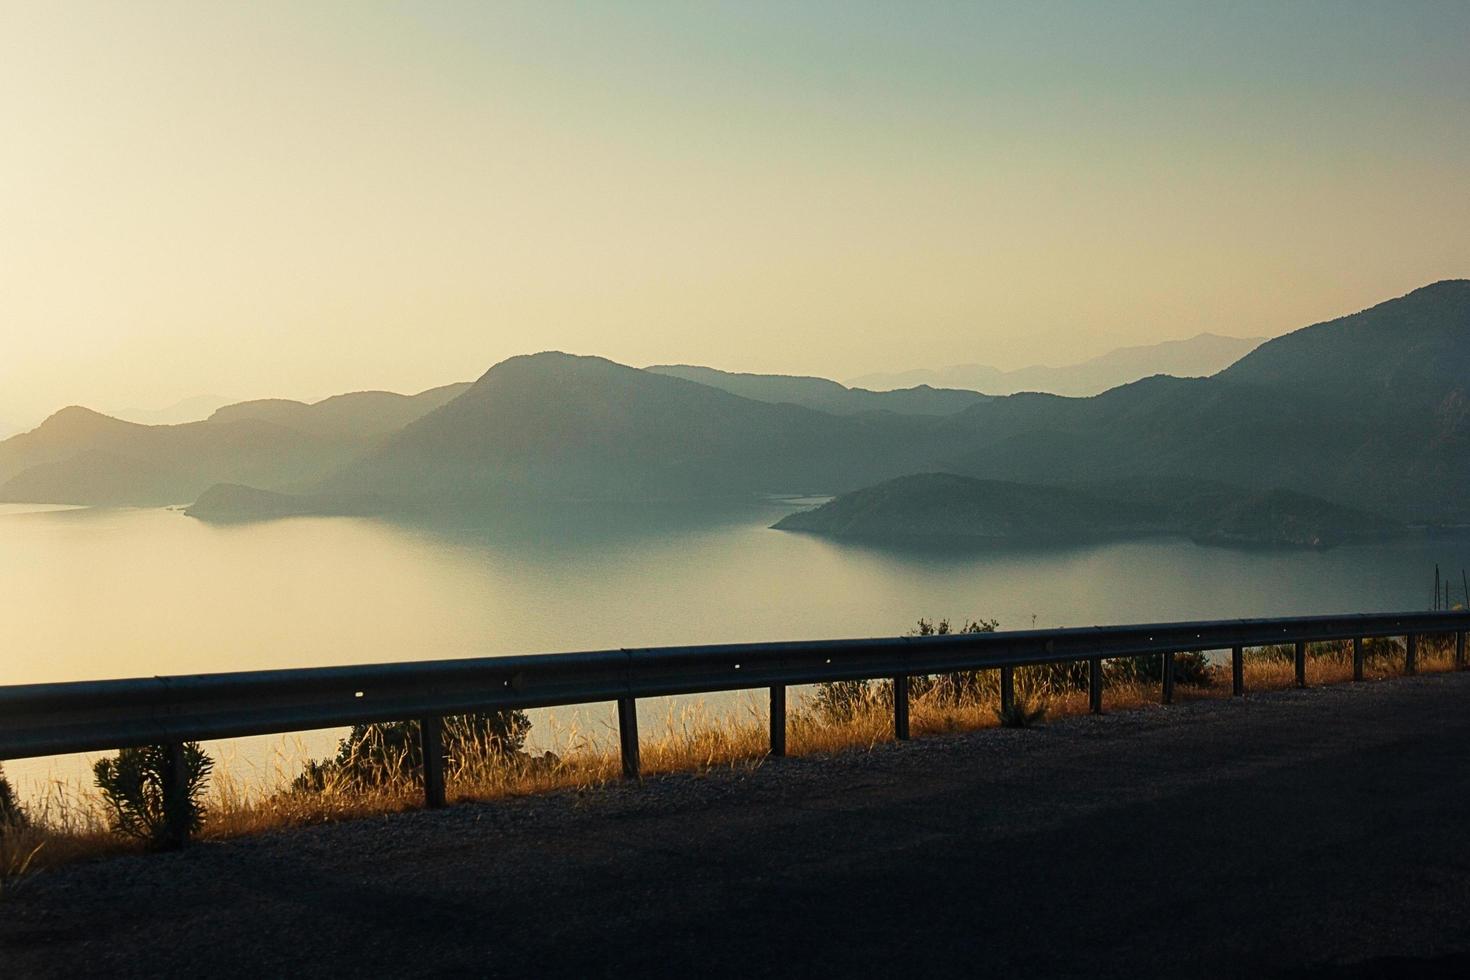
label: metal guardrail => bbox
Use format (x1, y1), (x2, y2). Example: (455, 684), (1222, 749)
(2, 611), (1465, 823)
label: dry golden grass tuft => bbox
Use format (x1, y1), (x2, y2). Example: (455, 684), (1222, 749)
(1, 778), (133, 891)
(3, 638), (1463, 883)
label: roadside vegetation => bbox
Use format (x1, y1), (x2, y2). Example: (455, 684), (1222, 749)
(2, 624), (1463, 885)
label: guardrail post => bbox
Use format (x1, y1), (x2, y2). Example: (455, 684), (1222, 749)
(420, 715), (446, 809)
(769, 685), (787, 757)
(1457, 631), (1466, 671)
(617, 696), (640, 779)
(893, 675), (910, 741)
(1231, 646), (1244, 696)
(999, 666), (1015, 716)
(1161, 652), (1175, 704)
(1353, 637), (1364, 682)
(1294, 641), (1307, 688)
(1405, 634), (1417, 676)
(1088, 657), (1103, 714)
(163, 741), (190, 849)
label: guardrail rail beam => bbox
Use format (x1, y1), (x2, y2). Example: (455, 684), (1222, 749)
(4, 611), (1466, 820)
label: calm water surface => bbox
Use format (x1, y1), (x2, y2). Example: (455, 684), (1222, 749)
(3, 501), (1464, 796)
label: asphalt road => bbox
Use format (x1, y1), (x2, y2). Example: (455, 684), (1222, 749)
(6, 673), (1470, 978)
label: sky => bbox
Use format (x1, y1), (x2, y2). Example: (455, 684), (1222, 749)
(2, 0), (1467, 425)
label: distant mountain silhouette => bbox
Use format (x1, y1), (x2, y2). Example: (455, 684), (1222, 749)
(7, 281), (1468, 531)
(319, 353), (943, 505)
(109, 394), (235, 426)
(848, 333), (1263, 396)
(0, 408), (338, 506)
(207, 383), (470, 438)
(643, 365), (987, 415)
(0, 383), (469, 506)
(774, 472), (1399, 548)
(933, 281), (1470, 521)
(1216, 281), (1470, 411)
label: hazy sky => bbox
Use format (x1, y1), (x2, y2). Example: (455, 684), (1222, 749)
(2, 1), (1467, 424)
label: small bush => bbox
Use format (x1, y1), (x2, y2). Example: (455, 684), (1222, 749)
(809, 679), (880, 724)
(1107, 651), (1212, 687)
(908, 618), (1000, 705)
(1247, 643), (1289, 664)
(813, 618), (1000, 722)
(995, 696), (1047, 728)
(0, 764), (26, 831)
(295, 709), (531, 793)
(93, 743), (213, 848)
(1244, 638), (1409, 670)
(810, 618), (1217, 723)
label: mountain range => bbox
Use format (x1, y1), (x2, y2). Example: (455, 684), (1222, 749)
(924, 281), (1470, 522)
(3, 280), (1467, 547)
(317, 355), (936, 504)
(109, 394), (238, 427)
(848, 332), (1264, 396)
(643, 365), (988, 416)
(0, 384), (468, 507)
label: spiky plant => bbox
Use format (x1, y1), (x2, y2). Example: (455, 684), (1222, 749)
(995, 696), (1047, 729)
(0, 764), (25, 830)
(93, 743), (213, 848)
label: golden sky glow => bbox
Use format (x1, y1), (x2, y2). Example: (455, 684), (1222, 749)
(2, 1), (1467, 424)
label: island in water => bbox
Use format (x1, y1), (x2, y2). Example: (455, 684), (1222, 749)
(772, 472), (1403, 549)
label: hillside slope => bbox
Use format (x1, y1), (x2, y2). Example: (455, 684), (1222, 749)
(208, 383), (470, 438)
(938, 282), (1470, 520)
(0, 383), (470, 506)
(10, 282), (1468, 521)
(323, 352), (949, 504)
(775, 472), (1399, 548)
(0, 408), (341, 506)
(774, 473), (1166, 542)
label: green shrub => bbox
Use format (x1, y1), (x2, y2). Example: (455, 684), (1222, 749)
(93, 743), (213, 848)
(810, 617), (1220, 725)
(1245, 637), (1420, 671)
(1107, 651), (1213, 687)
(0, 764), (25, 831)
(809, 678), (881, 724)
(907, 617), (1000, 704)
(295, 709), (531, 793)
(812, 618), (999, 723)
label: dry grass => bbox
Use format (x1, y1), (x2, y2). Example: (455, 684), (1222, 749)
(4, 641), (1463, 884)
(1, 778), (134, 893)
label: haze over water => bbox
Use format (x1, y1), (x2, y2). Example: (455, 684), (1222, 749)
(5, 501), (1464, 795)
(7, 503), (1464, 686)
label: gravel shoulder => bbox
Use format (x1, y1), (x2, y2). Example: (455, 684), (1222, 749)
(6, 673), (1470, 978)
